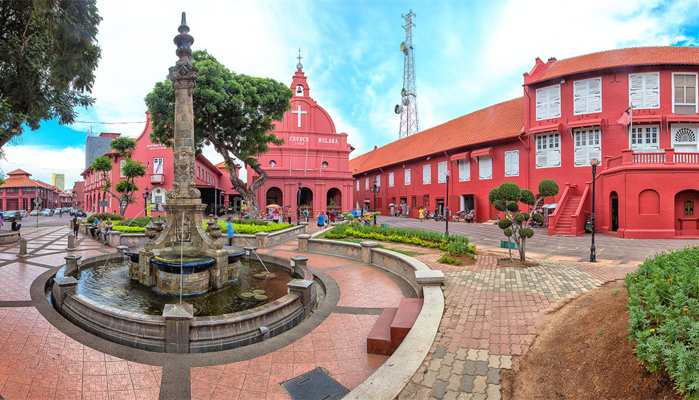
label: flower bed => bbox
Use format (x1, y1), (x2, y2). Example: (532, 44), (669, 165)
(210, 219), (291, 234)
(323, 223), (475, 263)
(626, 247), (699, 398)
(112, 225), (146, 233)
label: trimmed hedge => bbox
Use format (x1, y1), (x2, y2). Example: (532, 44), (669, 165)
(112, 225), (145, 233)
(209, 219), (291, 234)
(323, 223), (476, 255)
(626, 247), (699, 398)
(87, 213), (122, 223)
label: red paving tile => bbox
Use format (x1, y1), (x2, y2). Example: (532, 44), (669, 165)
(0, 263), (48, 301)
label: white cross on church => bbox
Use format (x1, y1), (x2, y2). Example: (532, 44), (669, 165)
(292, 105), (307, 128)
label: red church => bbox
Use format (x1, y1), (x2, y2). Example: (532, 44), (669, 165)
(351, 46), (699, 239)
(247, 57), (355, 219)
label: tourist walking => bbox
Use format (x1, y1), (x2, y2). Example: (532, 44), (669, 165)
(226, 217), (235, 246)
(418, 207), (425, 222)
(72, 216), (79, 237)
(303, 208), (309, 223)
(317, 212), (326, 228)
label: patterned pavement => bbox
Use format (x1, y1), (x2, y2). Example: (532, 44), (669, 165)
(398, 249), (637, 400)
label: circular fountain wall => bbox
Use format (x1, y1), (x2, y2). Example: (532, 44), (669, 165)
(48, 252), (321, 353)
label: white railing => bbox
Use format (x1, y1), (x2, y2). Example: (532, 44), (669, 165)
(674, 152), (699, 164)
(633, 152), (666, 164)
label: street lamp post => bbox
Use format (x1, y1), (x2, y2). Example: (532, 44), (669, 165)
(296, 183), (302, 225)
(143, 189), (150, 217)
(445, 170), (450, 237)
(589, 158), (600, 262)
(371, 183), (379, 226)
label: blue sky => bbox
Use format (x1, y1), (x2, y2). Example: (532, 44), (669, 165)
(2, 0), (698, 188)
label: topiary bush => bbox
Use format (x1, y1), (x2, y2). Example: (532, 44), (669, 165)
(489, 182), (536, 262)
(626, 248), (699, 398)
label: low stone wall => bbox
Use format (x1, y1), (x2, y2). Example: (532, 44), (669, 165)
(297, 236), (445, 399)
(50, 251), (319, 353)
(0, 231), (19, 245)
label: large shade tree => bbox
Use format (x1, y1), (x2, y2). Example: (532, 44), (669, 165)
(0, 0), (101, 148)
(145, 50), (291, 215)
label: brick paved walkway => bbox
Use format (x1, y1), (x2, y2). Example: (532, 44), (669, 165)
(398, 250), (637, 400)
(380, 215), (699, 263)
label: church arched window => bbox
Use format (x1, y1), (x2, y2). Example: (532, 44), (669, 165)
(295, 85), (304, 96)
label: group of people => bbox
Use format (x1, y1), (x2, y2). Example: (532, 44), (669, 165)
(316, 210), (338, 227)
(87, 217), (112, 241)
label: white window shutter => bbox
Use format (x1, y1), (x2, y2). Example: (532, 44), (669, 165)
(629, 74), (644, 108)
(550, 85), (561, 118)
(479, 157), (493, 180)
(458, 160), (470, 181)
(504, 151), (519, 176)
(573, 80), (586, 114)
(437, 161), (447, 183)
(646, 73), (660, 108)
(535, 88), (545, 120)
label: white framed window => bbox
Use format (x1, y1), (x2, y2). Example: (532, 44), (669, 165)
(422, 164), (431, 185)
(457, 159), (470, 182)
(629, 72), (660, 109)
(535, 84), (561, 120)
(504, 150), (520, 176)
(119, 159), (126, 178)
(671, 123), (699, 153)
(404, 168), (411, 186)
(535, 132), (561, 168)
(153, 157), (164, 174)
(364, 178), (369, 191)
(629, 125), (660, 152)
(437, 161), (448, 183)
(673, 73), (697, 114)
(478, 156), (492, 180)
(388, 172), (395, 187)
(375, 175), (381, 188)
(355, 179), (359, 192)
(573, 77), (602, 115)
(573, 127), (602, 166)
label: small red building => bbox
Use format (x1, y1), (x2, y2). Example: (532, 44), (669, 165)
(0, 169), (60, 211)
(247, 61), (355, 218)
(81, 115), (240, 218)
(72, 181), (84, 210)
(351, 46), (699, 239)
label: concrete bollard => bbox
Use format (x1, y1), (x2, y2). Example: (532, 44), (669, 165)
(108, 231), (122, 248)
(64, 255), (82, 275)
(288, 279), (315, 316)
(300, 221), (309, 233)
(163, 303), (193, 353)
(297, 234), (311, 252)
(52, 276), (78, 310)
(360, 241), (379, 264)
(66, 233), (77, 251)
(290, 255), (308, 276)
(18, 238), (27, 258)
(255, 232), (269, 248)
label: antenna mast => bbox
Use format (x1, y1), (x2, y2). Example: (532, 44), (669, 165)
(395, 10), (419, 138)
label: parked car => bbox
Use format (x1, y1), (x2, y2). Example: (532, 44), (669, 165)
(19, 210), (27, 218)
(72, 209), (87, 217)
(29, 209), (40, 216)
(40, 209), (53, 216)
(2, 210), (21, 222)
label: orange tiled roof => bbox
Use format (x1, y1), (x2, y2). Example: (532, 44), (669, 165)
(349, 97), (523, 175)
(525, 46), (699, 85)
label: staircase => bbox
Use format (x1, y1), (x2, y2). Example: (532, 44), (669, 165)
(550, 193), (582, 236)
(367, 298), (423, 355)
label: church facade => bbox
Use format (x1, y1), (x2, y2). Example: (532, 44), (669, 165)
(351, 46), (699, 239)
(247, 60), (354, 219)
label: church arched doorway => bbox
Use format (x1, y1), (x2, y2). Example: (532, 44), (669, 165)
(265, 187), (283, 207)
(675, 189), (699, 236)
(299, 187), (313, 217)
(609, 191), (619, 232)
(326, 188), (341, 213)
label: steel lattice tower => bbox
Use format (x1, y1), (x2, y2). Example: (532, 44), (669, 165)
(395, 10), (419, 138)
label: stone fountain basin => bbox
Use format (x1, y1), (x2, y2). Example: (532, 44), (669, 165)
(150, 255), (215, 274)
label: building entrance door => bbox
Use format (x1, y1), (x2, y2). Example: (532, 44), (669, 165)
(610, 192), (619, 232)
(675, 190), (699, 236)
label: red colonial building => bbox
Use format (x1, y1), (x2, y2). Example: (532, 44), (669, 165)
(0, 169), (60, 211)
(247, 60), (354, 218)
(351, 46), (699, 239)
(81, 115), (240, 218)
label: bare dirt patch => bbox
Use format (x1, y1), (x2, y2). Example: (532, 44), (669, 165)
(501, 280), (681, 400)
(497, 257), (539, 268)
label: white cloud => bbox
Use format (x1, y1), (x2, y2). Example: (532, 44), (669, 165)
(0, 146), (86, 188)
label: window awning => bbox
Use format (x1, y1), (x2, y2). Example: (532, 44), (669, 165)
(528, 122), (563, 134)
(568, 118), (604, 129)
(667, 115), (699, 123)
(449, 151), (470, 161)
(630, 114), (662, 124)
(471, 147), (493, 158)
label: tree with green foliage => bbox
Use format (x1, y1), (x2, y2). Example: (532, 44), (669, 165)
(489, 182), (537, 262)
(89, 137), (145, 215)
(535, 179), (559, 210)
(0, 0), (101, 149)
(145, 50), (291, 215)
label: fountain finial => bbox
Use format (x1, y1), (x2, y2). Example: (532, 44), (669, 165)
(173, 11), (194, 59)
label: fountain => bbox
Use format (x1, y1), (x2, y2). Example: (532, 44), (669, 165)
(46, 13), (320, 353)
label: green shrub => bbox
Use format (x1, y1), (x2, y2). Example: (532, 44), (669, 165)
(447, 241), (470, 257)
(323, 223), (476, 255)
(205, 219), (291, 235)
(117, 217), (150, 227)
(112, 225), (145, 233)
(87, 213), (122, 223)
(626, 247), (699, 398)
(437, 254), (463, 265)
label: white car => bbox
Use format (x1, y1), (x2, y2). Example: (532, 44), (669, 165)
(29, 210), (40, 216)
(40, 209), (52, 216)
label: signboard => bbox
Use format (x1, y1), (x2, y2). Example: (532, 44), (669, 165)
(500, 240), (517, 249)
